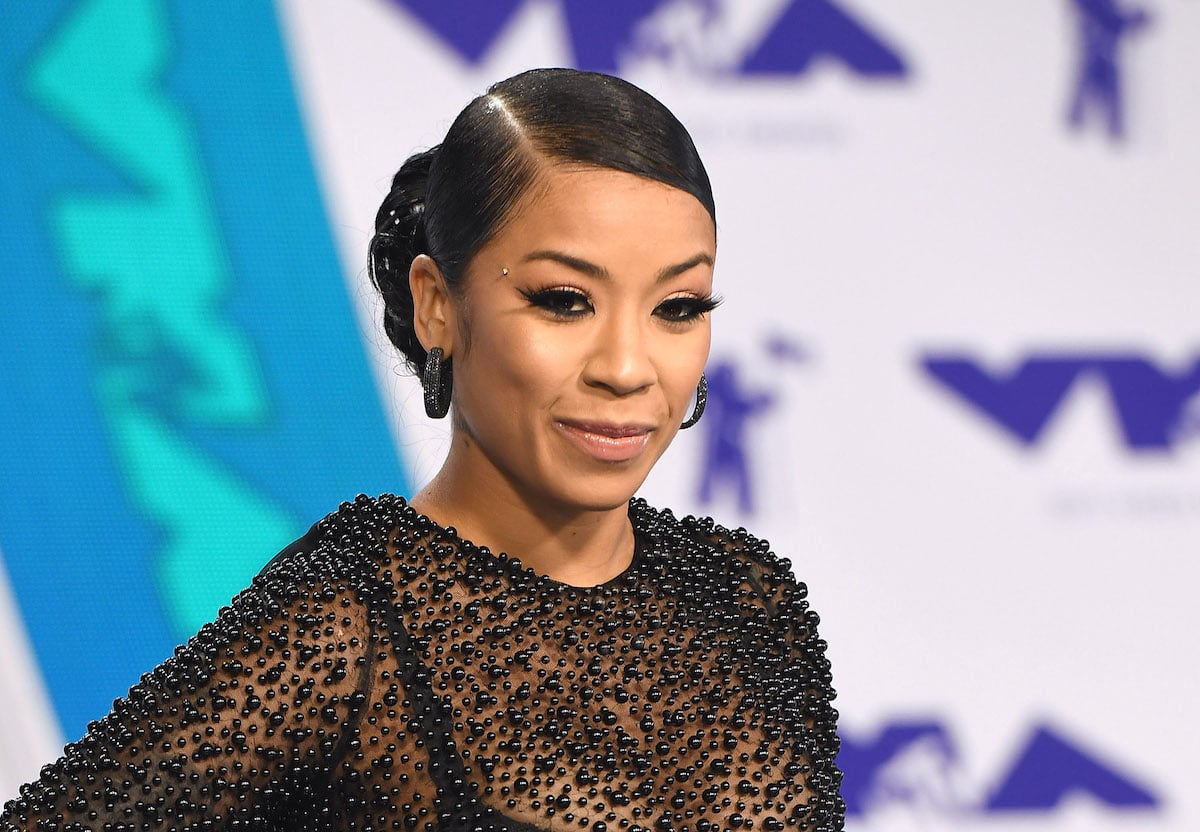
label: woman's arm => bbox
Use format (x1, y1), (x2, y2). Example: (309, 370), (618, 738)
(689, 516), (846, 831)
(1, 565), (375, 831)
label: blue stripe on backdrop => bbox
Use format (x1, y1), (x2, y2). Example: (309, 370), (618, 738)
(0, 0), (408, 741)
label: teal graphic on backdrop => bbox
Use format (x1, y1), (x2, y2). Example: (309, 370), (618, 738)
(26, 0), (297, 635)
(0, 0), (409, 739)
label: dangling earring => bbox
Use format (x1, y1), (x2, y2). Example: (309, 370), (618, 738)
(422, 347), (452, 419)
(680, 374), (707, 429)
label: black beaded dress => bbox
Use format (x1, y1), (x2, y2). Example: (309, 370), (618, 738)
(2, 494), (843, 831)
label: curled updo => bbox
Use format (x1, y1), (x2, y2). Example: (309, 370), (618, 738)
(368, 68), (715, 375)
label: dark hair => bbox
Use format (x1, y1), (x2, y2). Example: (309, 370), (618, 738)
(368, 68), (715, 374)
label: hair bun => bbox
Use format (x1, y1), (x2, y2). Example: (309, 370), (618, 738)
(369, 146), (439, 374)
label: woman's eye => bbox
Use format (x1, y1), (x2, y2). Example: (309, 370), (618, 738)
(521, 287), (594, 318)
(654, 294), (722, 323)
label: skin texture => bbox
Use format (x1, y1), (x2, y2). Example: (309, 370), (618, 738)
(408, 165), (716, 587)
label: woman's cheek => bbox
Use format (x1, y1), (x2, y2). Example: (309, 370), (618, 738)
(519, 326), (590, 380)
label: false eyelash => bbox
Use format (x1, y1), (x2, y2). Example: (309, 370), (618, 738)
(519, 285), (593, 317)
(655, 293), (724, 322)
(687, 294), (723, 314)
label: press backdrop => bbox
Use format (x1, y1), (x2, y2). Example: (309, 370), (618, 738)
(2, 2), (1196, 829)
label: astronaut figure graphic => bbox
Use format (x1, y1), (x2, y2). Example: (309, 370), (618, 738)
(1067, 0), (1150, 140)
(697, 360), (775, 514)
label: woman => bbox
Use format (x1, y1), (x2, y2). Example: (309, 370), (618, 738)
(2, 69), (843, 831)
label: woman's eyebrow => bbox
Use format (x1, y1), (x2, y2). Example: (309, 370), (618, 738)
(521, 250), (609, 278)
(521, 250), (714, 282)
(656, 252), (714, 282)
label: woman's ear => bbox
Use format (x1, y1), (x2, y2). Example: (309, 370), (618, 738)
(410, 254), (458, 355)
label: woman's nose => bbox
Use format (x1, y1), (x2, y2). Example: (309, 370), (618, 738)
(582, 315), (656, 396)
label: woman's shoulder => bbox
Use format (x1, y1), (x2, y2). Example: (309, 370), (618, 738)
(630, 498), (807, 593)
(178, 494), (410, 652)
(630, 500), (822, 648)
(252, 492), (410, 583)
(185, 495), (403, 639)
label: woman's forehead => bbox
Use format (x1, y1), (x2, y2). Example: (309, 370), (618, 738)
(492, 166), (716, 255)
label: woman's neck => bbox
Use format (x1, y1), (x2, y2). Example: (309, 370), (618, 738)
(408, 447), (636, 588)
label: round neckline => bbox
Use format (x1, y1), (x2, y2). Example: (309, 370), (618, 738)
(390, 494), (650, 591)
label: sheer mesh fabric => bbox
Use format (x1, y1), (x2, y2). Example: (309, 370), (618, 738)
(3, 494), (843, 831)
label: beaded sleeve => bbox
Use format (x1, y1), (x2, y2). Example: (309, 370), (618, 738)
(678, 514), (845, 826)
(1, 535), (378, 830)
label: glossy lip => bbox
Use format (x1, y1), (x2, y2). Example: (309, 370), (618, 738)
(556, 419), (655, 463)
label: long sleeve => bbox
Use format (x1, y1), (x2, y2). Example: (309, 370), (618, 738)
(683, 514), (846, 831)
(2, 561), (375, 831)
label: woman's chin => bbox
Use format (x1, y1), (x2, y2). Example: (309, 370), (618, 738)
(538, 472), (649, 515)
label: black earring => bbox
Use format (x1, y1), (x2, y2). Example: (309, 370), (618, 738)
(680, 374), (707, 429)
(422, 347), (452, 419)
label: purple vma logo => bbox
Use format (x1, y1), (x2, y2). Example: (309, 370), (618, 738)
(841, 720), (1160, 816)
(922, 353), (1200, 452)
(388, 0), (908, 78)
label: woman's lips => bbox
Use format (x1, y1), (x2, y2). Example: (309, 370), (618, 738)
(557, 420), (654, 463)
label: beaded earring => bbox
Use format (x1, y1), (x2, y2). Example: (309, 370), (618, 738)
(422, 347), (452, 419)
(680, 374), (707, 429)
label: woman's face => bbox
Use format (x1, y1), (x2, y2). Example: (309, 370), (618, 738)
(436, 165), (716, 514)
